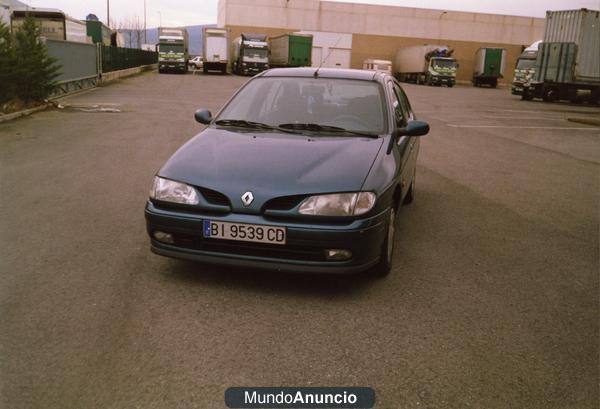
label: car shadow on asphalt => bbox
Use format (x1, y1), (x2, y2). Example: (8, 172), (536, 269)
(161, 258), (377, 300)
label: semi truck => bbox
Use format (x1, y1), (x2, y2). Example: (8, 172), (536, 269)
(157, 27), (189, 74)
(203, 27), (228, 74)
(511, 41), (541, 95)
(472, 47), (506, 88)
(232, 33), (269, 75)
(522, 9), (600, 104)
(393, 45), (457, 87)
(269, 33), (312, 67)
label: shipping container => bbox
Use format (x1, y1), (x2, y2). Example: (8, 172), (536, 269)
(269, 33), (312, 67)
(65, 16), (90, 43)
(11, 9), (65, 41)
(537, 9), (599, 84)
(472, 47), (506, 88)
(523, 9), (599, 103)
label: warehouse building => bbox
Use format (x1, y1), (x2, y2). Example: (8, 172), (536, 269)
(218, 0), (544, 84)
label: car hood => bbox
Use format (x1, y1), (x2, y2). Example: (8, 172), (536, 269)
(159, 127), (384, 212)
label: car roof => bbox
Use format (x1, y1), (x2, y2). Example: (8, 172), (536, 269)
(261, 67), (387, 82)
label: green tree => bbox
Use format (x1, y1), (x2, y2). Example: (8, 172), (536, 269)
(13, 15), (61, 102)
(0, 20), (18, 103)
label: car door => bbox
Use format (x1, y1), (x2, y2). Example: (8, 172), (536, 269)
(385, 79), (412, 201)
(393, 82), (419, 187)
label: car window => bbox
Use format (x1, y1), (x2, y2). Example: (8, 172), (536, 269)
(386, 81), (404, 126)
(394, 83), (414, 120)
(217, 77), (387, 134)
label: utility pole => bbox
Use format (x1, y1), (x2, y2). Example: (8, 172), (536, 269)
(157, 11), (162, 28)
(144, 0), (147, 43)
(106, 0), (110, 27)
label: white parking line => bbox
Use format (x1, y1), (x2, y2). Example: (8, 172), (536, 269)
(446, 124), (599, 130)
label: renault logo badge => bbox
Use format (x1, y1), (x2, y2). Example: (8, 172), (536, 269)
(241, 191), (254, 206)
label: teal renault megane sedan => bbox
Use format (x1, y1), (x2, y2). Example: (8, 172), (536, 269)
(145, 67), (429, 276)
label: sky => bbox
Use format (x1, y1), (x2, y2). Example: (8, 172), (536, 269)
(25, 0), (600, 28)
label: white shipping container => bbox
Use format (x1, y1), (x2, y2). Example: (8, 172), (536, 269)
(394, 45), (449, 74)
(203, 28), (228, 63)
(268, 35), (289, 65)
(65, 17), (89, 43)
(542, 9), (599, 83)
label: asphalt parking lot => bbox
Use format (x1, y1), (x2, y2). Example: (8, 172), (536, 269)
(1, 71), (598, 409)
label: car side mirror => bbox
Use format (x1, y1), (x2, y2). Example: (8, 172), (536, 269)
(403, 120), (429, 136)
(194, 109), (212, 124)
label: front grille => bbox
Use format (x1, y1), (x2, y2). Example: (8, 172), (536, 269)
(198, 187), (230, 207)
(173, 233), (324, 262)
(263, 195), (307, 211)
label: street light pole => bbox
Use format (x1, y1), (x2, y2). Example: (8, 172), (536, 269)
(157, 11), (162, 28)
(144, 0), (147, 44)
(107, 0), (110, 27)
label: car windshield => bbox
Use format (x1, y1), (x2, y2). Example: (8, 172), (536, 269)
(432, 59), (456, 69)
(159, 44), (183, 53)
(216, 77), (387, 135)
(516, 59), (536, 70)
(243, 49), (268, 59)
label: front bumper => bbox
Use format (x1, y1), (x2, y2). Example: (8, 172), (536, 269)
(512, 81), (525, 95)
(431, 76), (455, 86)
(145, 201), (388, 273)
(159, 62), (186, 71)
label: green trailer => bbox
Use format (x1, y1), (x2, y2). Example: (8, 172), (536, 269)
(86, 20), (111, 46)
(473, 47), (506, 88)
(269, 33), (312, 67)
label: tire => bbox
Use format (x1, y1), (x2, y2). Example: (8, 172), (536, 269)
(447, 83), (454, 88)
(521, 88), (533, 101)
(542, 86), (559, 102)
(370, 207), (397, 278)
(491, 79), (498, 88)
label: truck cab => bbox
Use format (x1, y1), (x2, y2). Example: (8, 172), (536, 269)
(511, 42), (540, 95)
(233, 33), (269, 75)
(426, 57), (458, 86)
(158, 28), (189, 74)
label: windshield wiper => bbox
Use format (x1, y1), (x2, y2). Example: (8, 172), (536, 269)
(278, 123), (379, 138)
(214, 119), (298, 134)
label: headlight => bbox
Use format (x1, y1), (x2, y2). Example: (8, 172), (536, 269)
(298, 192), (376, 216)
(150, 176), (199, 205)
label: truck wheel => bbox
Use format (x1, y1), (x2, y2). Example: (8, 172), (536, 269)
(447, 83), (454, 88)
(491, 79), (498, 88)
(521, 88), (533, 101)
(542, 86), (559, 102)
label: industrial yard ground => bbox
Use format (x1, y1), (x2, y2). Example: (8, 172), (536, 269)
(1, 71), (598, 409)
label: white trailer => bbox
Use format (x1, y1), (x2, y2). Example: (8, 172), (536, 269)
(203, 27), (228, 74)
(65, 16), (90, 43)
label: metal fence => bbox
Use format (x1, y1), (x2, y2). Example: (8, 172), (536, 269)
(101, 46), (157, 73)
(46, 39), (99, 96)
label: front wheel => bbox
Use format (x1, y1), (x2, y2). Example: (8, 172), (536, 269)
(370, 208), (396, 278)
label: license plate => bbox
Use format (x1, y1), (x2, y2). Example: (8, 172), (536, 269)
(203, 220), (286, 245)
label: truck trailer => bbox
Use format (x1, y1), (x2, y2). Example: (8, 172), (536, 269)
(269, 33), (312, 67)
(158, 27), (189, 74)
(203, 27), (228, 74)
(393, 45), (457, 87)
(472, 47), (506, 88)
(232, 33), (269, 75)
(512, 41), (541, 95)
(523, 9), (600, 104)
